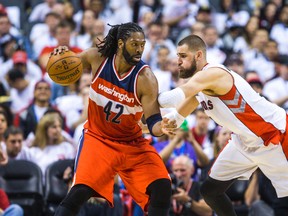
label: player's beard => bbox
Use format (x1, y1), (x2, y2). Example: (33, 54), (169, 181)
(122, 44), (140, 66)
(179, 57), (197, 79)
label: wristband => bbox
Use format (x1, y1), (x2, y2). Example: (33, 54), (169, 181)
(146, 113), (162, 137)
(163, 110), (185, 128)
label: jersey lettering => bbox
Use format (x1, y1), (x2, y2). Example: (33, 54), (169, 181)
(103, 101), (123, 124)
(200, 100), (213, 110)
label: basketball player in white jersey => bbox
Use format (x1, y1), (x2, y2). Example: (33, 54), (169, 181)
(158, 35), (288, 216)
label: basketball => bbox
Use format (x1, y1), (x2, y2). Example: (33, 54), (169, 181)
(46, 50), (83, 86)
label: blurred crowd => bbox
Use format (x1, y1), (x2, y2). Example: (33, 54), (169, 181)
(0, 0), (288, 215)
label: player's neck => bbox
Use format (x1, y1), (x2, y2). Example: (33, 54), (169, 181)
(199, 61), (208, 71)
(114, 55), (134, 75)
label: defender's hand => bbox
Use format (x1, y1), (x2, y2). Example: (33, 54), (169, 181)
(161, 117), (177, 136)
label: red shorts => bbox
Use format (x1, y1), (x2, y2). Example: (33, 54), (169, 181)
(73, 131), (170, 210)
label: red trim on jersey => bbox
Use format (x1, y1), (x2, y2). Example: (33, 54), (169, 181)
(201, 63), (209, 70)
(112, 55), (135, 80)
(235, 104), (281, 146)
(280, 115), (288, 159)
(219, 85), (237, 100)
(134, 65), (150, 105)
(220, 85), (282, 146)
(91, 58), (108, 84)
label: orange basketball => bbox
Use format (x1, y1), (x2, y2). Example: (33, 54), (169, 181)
(46, 50), (83, 86)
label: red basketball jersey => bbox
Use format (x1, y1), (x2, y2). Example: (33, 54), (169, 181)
(84, 55), (149, 142)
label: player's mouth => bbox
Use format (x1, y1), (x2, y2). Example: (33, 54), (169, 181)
(133, 55), (141, 61)
(178, 67), (183, 71)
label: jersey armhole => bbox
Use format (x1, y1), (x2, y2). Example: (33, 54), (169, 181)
(91, 58), (108, 84)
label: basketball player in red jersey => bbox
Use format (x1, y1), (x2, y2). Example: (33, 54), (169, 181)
(52, 23), (173, 216)
(158, 35), (288, 216)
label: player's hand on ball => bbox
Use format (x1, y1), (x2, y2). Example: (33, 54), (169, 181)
(49, 46), (69, 57)
(46, 48), (83, 86)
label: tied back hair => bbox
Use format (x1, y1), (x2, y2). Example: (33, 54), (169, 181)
(97, 22), (144, 58)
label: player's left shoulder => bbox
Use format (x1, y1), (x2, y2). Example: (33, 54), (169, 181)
(138, 66), (157, 82)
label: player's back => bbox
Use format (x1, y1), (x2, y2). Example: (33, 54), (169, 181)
(197, 63), (287, 147)
(84, 55), (149, 141)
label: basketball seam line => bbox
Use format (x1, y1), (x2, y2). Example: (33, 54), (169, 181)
(49, 62), (82, 76)
(47, 55), (81, 72)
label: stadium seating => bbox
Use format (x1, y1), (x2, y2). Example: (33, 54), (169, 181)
(44, 159), (74, 216)
(0, 160), (45, 216)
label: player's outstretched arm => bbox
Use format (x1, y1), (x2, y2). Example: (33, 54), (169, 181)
(137, 67), (172, 137)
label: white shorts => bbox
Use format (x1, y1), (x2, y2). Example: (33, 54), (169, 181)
(210, 134), (288, 198)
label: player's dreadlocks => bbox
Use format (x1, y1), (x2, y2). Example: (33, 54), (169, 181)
(96, 22), (144, 58)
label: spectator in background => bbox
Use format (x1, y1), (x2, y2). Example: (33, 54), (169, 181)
(212, 0), (249, 35)
(0, 37), (17, 64)
(202, 25), (226, 64)
(14, 80), (56, 139)
(54, 72), (91, 134)
(190, 108), (214, 160)
(91, 18), (106, 38)
(170, 155), (212, 216)
(220, 24), (243, 55)
(91, 19), (106, 47)
(0, 13), (21, 61)
(242, 28), (270, 82)
(142, 21), (176, 70)
(245, 71), (266, 98)
(29, 112), (76, 176)
(30, 12), (62, 58)
(2, 126), (32, 161)
(233, 15), (260, 54)
(224, 53), (245, 78)
(75, 10), (95, 50)
(0, 50), (42, 92)
(154, 119), (209, 177)
(0, 86), (8, 106)
(38, 20), (82, 73)
(62, 1), (77, 31)
(0, 189), (23, 216)
(6, 68), (36, 114)
(74, 0), (112, 31)
(153, 45), (172, 93)
(65, 84), (89, 136)
(263, 55), (288, 111)
(162, 0), (197, 43)
(245, 36), (276, 83)
(72, 85), (90, 144)
(270, 5), (288, 55)
(0, 104), (13, 127)
(0, 111), (9, 165)
(176, 21), (206, 46)
(194, 6), (212, 26)
(264, 39), (279, 63)
(29, 0), (61, 23)
(259, 1), (278, 33)
(108, 0), (133, 25)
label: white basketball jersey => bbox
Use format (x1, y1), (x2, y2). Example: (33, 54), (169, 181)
(196, 63), (287, 147)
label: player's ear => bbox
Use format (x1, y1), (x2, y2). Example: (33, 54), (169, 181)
(118, 39), (124, 49)
(195, 50), (203, 61)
